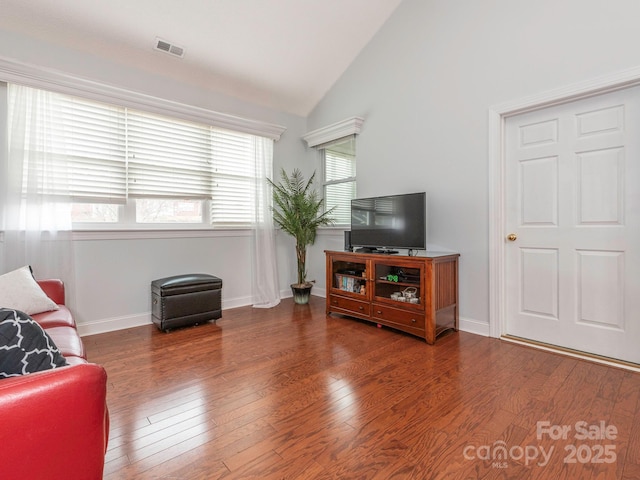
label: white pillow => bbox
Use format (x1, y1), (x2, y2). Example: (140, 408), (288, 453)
(0, 266), (59, 315)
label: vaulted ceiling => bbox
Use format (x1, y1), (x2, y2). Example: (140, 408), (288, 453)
(0, 0), (403, 116)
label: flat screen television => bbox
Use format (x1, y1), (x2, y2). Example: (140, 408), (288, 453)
(350, 192), (426, 253)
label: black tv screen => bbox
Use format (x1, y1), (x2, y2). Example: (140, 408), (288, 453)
(350, 192), (426, 252)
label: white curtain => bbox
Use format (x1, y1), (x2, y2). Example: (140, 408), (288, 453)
(2, 84), (75, 292)
(251, 137), (280, 308)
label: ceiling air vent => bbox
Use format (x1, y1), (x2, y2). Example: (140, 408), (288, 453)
(154, 37), (185, 58)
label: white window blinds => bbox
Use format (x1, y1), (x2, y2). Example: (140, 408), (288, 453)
(210, 130), (257, 225)
(323, 136), (356, 225)
(127, 110), (213, 199)
(8, 84), (271, 225)
(8, 87), (128, 203)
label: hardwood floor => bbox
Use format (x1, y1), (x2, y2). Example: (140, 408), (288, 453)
(83, 296), (640, 480)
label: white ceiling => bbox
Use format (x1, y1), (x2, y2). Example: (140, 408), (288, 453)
(0, 0), (403, 116)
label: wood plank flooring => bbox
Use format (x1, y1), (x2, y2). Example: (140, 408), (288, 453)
(83, 296), (640, 479)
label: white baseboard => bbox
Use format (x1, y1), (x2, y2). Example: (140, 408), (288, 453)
(280, 288), (292, 299)
(312, 287), (326, 298)
(224, 296), (254, 309)
(459, 316), (490, 337)
(77, 292), (490, 339)
(78, 312), (152, 337)
(77, 296), (252, 337)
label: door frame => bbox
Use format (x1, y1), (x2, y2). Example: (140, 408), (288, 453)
(488, 66), (640, 339)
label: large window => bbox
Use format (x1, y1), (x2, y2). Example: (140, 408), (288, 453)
(7, 84), (271, 228)
(322, 135), (356, 225)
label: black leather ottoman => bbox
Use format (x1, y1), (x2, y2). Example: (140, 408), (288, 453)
(151, 273), (222, 331)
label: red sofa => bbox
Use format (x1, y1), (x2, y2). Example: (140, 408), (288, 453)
(0, 279), (109, 480)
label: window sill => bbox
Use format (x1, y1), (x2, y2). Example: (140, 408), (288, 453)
(71, 228), (252, 241)
(2, 226), (345, 242)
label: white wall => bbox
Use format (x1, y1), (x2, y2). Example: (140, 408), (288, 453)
(307, 0), (640, 332)
(0, 28), (312, 333)
(72, 233), (252, 330)
(7, 0), (640, 335)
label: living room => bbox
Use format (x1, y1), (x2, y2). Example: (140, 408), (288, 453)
(1, 0), (640, 478)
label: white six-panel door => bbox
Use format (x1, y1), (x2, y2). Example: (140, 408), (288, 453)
(505, 86), (640, 364)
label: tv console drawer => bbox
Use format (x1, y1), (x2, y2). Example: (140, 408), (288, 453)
(372, 303), (425, 330)
(329, 294), (370, 317)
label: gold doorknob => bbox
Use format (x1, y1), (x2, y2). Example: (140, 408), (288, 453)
(507, 233), (517, 241)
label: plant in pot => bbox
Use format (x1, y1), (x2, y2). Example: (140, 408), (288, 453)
(269, 168), (335, 304)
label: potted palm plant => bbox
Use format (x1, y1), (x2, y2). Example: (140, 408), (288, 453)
(269, 168), (335, 304)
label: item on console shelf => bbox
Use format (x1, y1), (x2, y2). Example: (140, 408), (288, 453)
(335, 274), (364, 294)
(390, 287), (419, 304)
(402, 287), (417, 299)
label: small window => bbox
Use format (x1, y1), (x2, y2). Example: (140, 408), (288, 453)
(322, 136), (356, 225)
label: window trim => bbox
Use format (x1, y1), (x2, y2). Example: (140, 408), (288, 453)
(303, 117), (363, 228)
(302, 117), (364, 148)
(0, 57), (286, 140)
(71, 227), (252, 241)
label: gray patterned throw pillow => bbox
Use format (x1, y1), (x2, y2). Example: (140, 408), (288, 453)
(0, 308), (67, 378)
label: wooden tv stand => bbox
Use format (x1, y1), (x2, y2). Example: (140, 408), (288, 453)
(325, 250), (459, 344)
